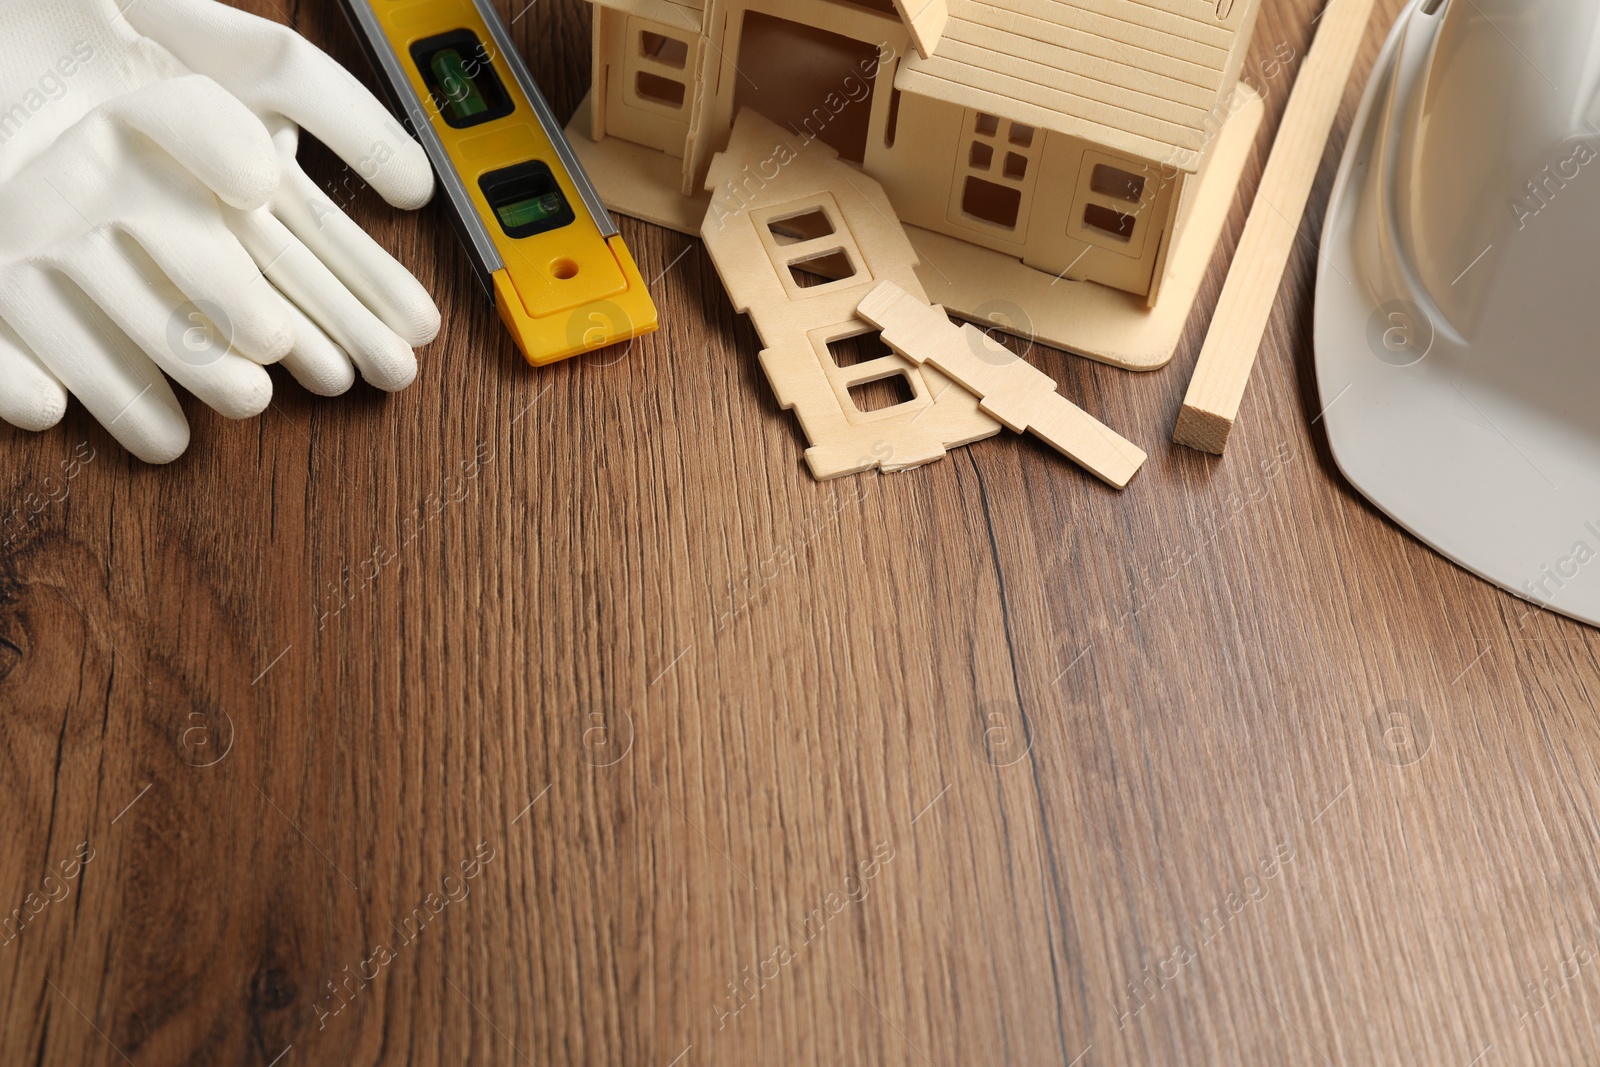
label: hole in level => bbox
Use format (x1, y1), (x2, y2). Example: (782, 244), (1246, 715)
(1090, 163), (1148, 203)
(827, 330), (894, 367)
(1009, 123), (1036, 148)
(1003, 152), (1028, 181)
(640, 31), (689, 68)
(767, 209), (835, 245)
(849, 372), (917, 412)
(962, 176), (1021, 229)
(635, 71), (685, 108)
(551, 258), (580, 279)
(969, 142), (994, 169)
(884, 87), (902, 148)
(788, 249), (856, 288)
(974, 112), (1000, 137)
(1083, 203), (1137, 241)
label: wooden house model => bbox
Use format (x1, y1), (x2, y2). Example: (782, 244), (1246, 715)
(567, 0), (1268, 368)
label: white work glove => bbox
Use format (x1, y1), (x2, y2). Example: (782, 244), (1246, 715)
(118, 0), (441, 397)
(0, 0), (440, 462)
(0, 77), (286, 462)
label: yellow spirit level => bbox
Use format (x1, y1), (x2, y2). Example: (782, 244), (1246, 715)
(340, 0), (658, 366)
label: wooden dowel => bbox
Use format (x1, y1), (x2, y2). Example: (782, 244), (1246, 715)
(1174, 0), (1379, 455)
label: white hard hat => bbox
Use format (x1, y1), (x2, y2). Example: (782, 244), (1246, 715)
(1316, 0), (1600, 626)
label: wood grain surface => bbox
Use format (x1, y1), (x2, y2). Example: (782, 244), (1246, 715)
(4, 1), (1599, 1064)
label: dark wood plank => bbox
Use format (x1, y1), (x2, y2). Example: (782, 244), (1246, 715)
(6, 0), (1600, 1063)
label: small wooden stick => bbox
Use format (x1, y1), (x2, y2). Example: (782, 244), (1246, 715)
(1174, 0), (1379, 455)
(859, 282), (1147, 489)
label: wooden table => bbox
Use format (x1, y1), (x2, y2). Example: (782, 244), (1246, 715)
(5, 1), (1598, 1063)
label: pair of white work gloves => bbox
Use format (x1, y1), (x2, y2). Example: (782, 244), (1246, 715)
(0, 0), (440, 463)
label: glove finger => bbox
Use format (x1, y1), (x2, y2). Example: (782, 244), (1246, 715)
(121, 0), (434, 210)
(0, 270), (189, 464)
(230, 208), (418, 393)
(52, 232), (274, 421)
(277, 297), (357, 398)
(99, 75), (278, 212)
(267, 62), (434, 212)
(275, 159), (441, 347)
(123, 206), (294, 364)
(0, 315), (68, 432)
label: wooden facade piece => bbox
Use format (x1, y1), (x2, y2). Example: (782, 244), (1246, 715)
(1174, 0), (1378, 455)
(858, 281), (1147, 488)
(700, 111), (1000, 480)
(590, 4), (705, 159)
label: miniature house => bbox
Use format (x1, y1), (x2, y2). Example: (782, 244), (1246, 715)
(577, 0), (1265, 315)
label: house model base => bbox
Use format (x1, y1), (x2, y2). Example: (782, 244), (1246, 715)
(567, 85), (1262, 371)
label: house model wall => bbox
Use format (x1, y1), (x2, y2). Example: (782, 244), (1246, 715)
(583, 0), (1264, 305)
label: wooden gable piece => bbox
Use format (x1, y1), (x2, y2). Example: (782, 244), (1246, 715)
(859, 282), (1147, 489)
(892, 0), (949, 59)
(700, 111), (1000, 480)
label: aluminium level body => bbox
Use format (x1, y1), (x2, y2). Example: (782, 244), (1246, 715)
(340, 0), (658, 365)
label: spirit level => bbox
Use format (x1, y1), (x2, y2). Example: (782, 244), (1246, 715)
(340, 0), (658, 366)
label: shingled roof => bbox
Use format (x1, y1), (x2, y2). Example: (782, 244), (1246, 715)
(896, 0), (1260, 168)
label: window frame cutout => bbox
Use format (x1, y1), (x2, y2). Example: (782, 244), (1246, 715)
(949, 109), (1040, 240)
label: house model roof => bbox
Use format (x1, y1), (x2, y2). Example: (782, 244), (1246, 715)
(896, 0), (1256, 168)
(587, 0), (1255, 169)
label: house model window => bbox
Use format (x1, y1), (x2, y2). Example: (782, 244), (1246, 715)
(628, 23), (691, 111)
(1069, 149), (1161, 260)
(755, 197), (865, 296)
(1081, 163), (1148, 242)
(954, 111), (1038, 236)
(596, 13), (698, 158)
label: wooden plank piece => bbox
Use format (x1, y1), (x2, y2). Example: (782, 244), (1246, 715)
(858, 280), (1148, 488)
(1173, 0), (1379, 455)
